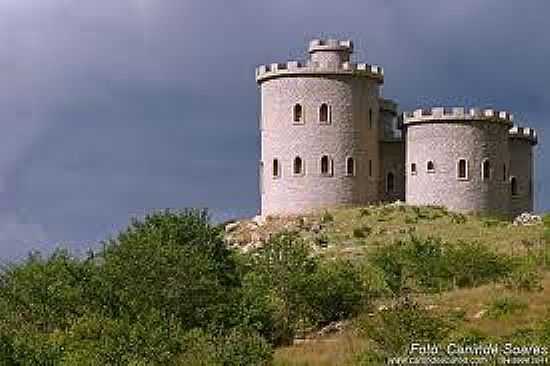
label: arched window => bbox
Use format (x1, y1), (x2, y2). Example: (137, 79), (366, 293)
(368, 108), (373, 128)
(503, 164), (507, 182)
(293, 104), (303, 123)
(511, 177), (518, 196)
(346, 157), (355, 176)
(386, 172), (395, 193)
(293, 156), (304, 175)
(457, 159), (468, 179)
(411, 163), (417, 175)
(320, 155), (333, 176)
(272, 159), (280, 178)
(482, 159), (491, 180)
(319, 103), (329, 123)
(427, 161), (435, 173)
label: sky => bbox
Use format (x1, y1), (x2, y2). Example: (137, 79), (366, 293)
(0, 0), (548, 260)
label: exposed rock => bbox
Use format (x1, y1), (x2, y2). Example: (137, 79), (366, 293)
(224, 222), (240, 233)
(316, 321), (347, 337)
(513, 213), (542, 226)
(473, 309), (487, 319)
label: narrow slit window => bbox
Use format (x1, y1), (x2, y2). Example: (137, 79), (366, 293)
(511, 177), (518, 196)
(273, 159), (280, 178)
(427, 161), (435, 172)
(411, 163), (417, 175)
(319, 104), (329, 123)
(386, 172), (395, 193)
(458, 159), (468, 179)
(320, 155), (333, 176)
(293, 104), (303, 123)
(346, 157), (355, 176)
(293, 157), (304, 175)
(482, 159), (491, 180)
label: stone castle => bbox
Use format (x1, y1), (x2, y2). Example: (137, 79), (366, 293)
(255, 39), (538, 217)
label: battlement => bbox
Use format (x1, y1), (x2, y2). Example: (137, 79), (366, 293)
(380, 98), (398, 114)
(308, 39), (354, 54)
(509, 126), (538, 145)
(255, 61), (384, 83)
(403, 107), (514, 126)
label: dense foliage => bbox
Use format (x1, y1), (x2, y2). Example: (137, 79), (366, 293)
(0, 211), (377, 364)
(0, 208), (547, 365)
(0, 211), (271, 365)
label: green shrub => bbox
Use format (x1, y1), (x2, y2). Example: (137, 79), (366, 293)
(505, 257), (543, 292)
(369, 237), (512, 293)
(306, 260), (369, 325)
(446, 241), (512, 288)
(544, 227), (550, 244)
(320, 211), (334, 224)
(543, 214), (550, 228)
(487, 297), (527, 319)
(353, 225), (372, 238)
(359, 208), (371, 217)
(450, 213), (467, 224)
(177, 328), (272, 366)
(404, 216), (418, 224)
(356, 299), (451, 358)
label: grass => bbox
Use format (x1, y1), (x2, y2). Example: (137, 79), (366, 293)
(308, 205), (543, 259)
(273, 275), (550, 365)
(259, 204), (549, 366)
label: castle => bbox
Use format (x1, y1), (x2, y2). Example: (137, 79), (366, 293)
(256, 39), (538, 217)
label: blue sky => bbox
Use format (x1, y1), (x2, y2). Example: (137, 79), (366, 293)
(0, 0), (548, 260)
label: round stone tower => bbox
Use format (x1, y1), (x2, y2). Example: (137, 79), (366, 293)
(403, 107), (513, 215)
(256, 39), (384, 216)
(508, 126), (538, 216)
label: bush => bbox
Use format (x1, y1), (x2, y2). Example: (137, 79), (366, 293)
(369, 237), (512, 293)
(487, 297), (527, 319)
(177, 328), (272, 366)
(359, 208), (371, 217)
(450, 213), (467, 224)
(306, 260), (370, 325)
(356, 299), (451, 359)
(320, 211), (334, 224)
(245, 233), (375, 344)
(543, 214), (550, 228)
(505, 257), (543, 292)
(0, 210), (274, 365)
(446, 241), (512, 288)
(352, 226), (372, 238)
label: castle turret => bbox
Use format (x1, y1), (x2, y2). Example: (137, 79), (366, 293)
(256, 39), (385, 216)
(403, 107), (514, 215)
(508, 126), (538, 216)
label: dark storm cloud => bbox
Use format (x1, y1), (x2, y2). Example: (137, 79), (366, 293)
(0, 0), (548, 260)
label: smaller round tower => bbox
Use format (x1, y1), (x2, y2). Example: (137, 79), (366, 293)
(508, 126), (538, 216)
(403, 107), (513, 215)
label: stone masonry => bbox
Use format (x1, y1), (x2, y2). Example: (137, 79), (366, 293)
(256, 39), (538, 217)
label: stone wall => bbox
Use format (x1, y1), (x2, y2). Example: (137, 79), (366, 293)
(405, 118), (511, 215)
(509, 137), (535, 216)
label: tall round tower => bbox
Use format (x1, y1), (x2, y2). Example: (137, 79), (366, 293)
(403, 107), (513, 215)
(508, 126), (538, 216)
(256, 39), (384, 216)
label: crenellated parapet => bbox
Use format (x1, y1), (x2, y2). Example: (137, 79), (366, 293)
(509, 126), (538, 145)
(308, 39), (354, 53)
(403, 107), (514, 126)
(380, 98), (398, 115)
(255, 61), (384, 83)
